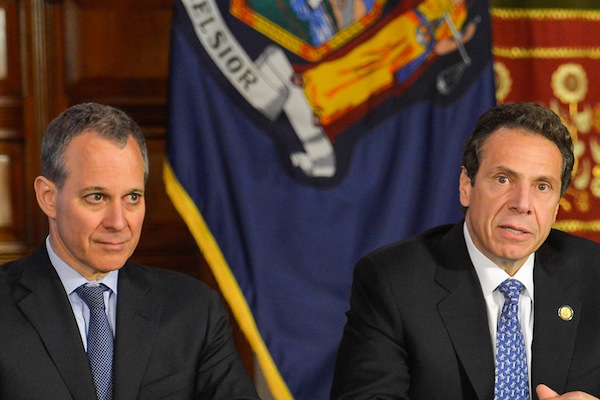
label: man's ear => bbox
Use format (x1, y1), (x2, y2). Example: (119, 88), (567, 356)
(34, 176), (57, 219)
(459, 167), (472, 208)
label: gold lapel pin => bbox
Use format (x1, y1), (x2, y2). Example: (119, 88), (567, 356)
(558, 305), (574, 321)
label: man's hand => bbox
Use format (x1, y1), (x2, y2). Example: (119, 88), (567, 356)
(536, 384), (599, 399)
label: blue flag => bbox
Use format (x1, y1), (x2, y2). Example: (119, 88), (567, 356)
(165, 1), (495, 398)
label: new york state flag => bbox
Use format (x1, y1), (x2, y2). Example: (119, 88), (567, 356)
(165, 0), (495, 398)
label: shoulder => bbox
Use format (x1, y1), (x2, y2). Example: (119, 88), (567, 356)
(364, 223), (457, 266)
(0, 244), (52, 288)
(538, 230), (600, 309)
(535, 229), (600, 282)
(354, 223), (460, 282)
(538, 229), (600, 277)
(1, 244), (48, 271)
(120, 261), (219, 306)
(543, 228), (600, 256)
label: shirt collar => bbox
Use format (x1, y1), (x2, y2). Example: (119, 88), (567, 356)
(46, 236), (119, 295)
(463, 223), (534, 300)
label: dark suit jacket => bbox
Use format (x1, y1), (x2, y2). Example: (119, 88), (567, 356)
(331, 222), (600, 399)
(0, 244), (259, 400)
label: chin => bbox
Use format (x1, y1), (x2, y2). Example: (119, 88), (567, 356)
(94, 265), (125, 274)
(500, 252), (531, 263)
(94, 256), (129, 272)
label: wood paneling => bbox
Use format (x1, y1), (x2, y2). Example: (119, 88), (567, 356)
(0, 0), (20, 94)
(0, 0), (41, 261)
(63, 0), (171, 108)
(0, 142), (24, 241)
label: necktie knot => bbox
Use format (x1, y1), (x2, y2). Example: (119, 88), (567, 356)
(497, 278), (524, 304)
(76, 284), (109, 310)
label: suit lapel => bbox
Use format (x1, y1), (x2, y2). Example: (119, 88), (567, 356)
(435, 224), (495, 400)
(113, 263), (162, 400)
(530, 240), (580, 394)
(434, 227), (583, 398)
(15, 246), (97, 400)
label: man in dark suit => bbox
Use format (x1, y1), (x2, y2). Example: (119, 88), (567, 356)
(0, 103), (259, 399)
(331, 103), (600, 399)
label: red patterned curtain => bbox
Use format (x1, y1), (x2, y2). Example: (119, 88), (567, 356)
(492, 1), (600, 241)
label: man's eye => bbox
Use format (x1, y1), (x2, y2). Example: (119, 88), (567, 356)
(538, 183), (549, 191)
(497, 176), (508, 184)
(86, 193), (103, 203)
(126, 193), (142, 204)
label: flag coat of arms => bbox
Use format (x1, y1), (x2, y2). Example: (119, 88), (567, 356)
(165, 0), (495, 398)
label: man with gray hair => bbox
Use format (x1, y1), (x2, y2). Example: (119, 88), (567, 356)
(0, 103), (259, 399)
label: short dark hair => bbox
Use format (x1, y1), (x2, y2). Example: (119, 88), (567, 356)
(462, 102), (574, 197)
(41, 103), (149, 187)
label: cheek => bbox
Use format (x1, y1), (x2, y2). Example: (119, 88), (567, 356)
(540, 203), (559, 227)
(128, 211), (146, 233)
(59, 214), (88, 238)
(534, 197), (560, 216)
(57, 203), (97, 236)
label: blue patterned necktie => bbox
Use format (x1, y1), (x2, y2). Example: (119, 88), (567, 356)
(494, 278), (529, 400)
(76, 284), (114, 400)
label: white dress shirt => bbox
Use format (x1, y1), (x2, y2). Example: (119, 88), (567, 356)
(46, 237), (118, 350)
(463, 223), (534, 390)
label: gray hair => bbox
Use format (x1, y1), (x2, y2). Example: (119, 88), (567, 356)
(41, 102), (149, 187)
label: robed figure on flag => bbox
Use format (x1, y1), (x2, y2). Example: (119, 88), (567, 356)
(165, 0), (495, 398)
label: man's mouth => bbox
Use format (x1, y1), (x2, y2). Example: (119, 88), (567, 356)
(502, 226), (526, 235)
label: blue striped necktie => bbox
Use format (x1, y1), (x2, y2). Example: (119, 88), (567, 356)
(76, 284), (114, 400)
(494, 278), (529, 400)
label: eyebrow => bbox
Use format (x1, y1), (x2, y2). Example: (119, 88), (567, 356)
(78, 187), (145, 196)
(78, 186), (105, 195)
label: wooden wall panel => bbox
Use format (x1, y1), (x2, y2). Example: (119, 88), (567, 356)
(0, 0), (20, 94)
(63, 0), (171, 107)
(0, 142), (24, 243)
(0, 0), (39, 261)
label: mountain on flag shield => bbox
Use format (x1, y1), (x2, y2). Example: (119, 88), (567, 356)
(165, 0), (496, 398)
